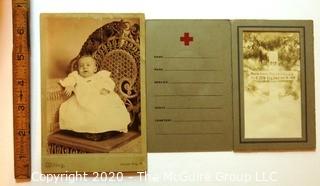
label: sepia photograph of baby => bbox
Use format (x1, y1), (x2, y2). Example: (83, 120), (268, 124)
(42, 14), (143, 154)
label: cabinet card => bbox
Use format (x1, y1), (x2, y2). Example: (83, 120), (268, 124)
(41, 13), (147, 173)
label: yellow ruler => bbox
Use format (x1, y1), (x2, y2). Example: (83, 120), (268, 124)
(12, 0), (31, 179)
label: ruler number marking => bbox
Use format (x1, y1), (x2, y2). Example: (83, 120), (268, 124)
(16, 54), (25, 61)
(17, 105), (25, 111)
(16, 27), (25, 35)
(17, 130), (28, 136)
(17, 80), (24, 86)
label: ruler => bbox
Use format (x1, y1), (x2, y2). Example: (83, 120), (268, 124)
(12, 0), (31, 179)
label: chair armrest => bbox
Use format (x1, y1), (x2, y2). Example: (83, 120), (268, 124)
(46, 78), (69, 132)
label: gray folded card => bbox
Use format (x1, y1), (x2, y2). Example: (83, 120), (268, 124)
(146, 20), (315, 152)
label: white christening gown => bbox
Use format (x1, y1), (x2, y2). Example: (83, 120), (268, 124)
(59, 70), (130, 133)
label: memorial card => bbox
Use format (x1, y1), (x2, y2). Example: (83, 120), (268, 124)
(232, 20), (315, 151)
(147, 20), (315, 152)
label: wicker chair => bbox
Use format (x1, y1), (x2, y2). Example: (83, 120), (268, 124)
(46, 20), (141, 154)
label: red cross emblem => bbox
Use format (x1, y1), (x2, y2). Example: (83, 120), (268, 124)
(180, 32), (193, 46)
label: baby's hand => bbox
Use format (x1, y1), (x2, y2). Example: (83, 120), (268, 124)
(100, 88), (110, 95)
(64, 86), (74, 96)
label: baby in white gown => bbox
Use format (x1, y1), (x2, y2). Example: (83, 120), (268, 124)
(58, 56), (130, 138)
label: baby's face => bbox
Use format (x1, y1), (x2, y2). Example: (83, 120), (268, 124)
(78, 57), (97, 78)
